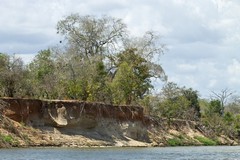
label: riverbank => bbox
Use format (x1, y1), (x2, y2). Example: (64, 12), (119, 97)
(0, 98), (238, 148)
(0, 115), (237, 148)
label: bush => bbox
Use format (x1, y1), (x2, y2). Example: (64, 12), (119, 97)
(167, 138), (183, 146)
(194, 136), (217, 146)
(0, 134), (14, 144)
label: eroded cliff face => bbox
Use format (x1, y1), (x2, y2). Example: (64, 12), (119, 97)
(1, 98), (237, 147)
(2, 98), (144, 126)
(1, 98), (150, 147)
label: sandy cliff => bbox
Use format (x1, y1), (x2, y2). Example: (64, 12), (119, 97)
(1, 98), (150, 147)
(0, 98), (237, 147)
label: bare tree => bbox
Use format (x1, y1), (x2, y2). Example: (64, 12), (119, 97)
(211, 88), (234, 109)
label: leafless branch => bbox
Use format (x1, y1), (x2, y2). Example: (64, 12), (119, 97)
(210, 88), (235, 107)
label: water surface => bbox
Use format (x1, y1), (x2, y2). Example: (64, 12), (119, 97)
(0, 146), (240, 160)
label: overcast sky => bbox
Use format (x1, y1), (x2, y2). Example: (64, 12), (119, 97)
(0, 0), (240, 98)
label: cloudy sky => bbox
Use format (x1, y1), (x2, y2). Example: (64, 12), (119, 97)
(0, 0), (240, 98)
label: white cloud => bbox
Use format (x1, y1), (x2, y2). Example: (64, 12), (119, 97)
(15, 53), (35, 64)
(208, 79), (217, 88)
(228, 59), (240, 75)
(176, 64), (197, 73)
(227, 59), (240, 85)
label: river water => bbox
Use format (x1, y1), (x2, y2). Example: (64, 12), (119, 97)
(1, 146), (240, 160)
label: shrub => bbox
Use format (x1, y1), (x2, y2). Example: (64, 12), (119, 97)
(167, 138), (183, 146)
(194, 136), (216, 146)
(3, 135), (13, 143)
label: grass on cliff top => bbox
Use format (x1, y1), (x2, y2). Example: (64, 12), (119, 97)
(194, 136), (217, 146)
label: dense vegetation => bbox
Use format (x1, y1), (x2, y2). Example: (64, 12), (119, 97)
(1, 14), (240, 140)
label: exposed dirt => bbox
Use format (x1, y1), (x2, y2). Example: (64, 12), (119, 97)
(0, 98), (238, 148)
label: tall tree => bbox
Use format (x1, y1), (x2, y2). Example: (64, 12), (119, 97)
(55, 14), (128, 101)
(158, 95), (190, 123)
(211, 88), (234, 115)
(57, 14), (127, 58)
(206, 100), (223, 116)
(111, 48), (155, 105)
(87, 60), (112, 103)
(0, 53), (25, 97)
(159, 82), (201, 120)
(55, 14), (167, 103)
(28, 49), (57, 98)
(181, 87), (201, 120)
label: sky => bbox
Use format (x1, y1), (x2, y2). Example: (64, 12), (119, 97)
(0, 0), (240, 98)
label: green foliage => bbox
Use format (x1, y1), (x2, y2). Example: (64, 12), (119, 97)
(199, 99), (210, 116)
(28, 49), (57, 98)
(194, 136), (217, 146)
(202, 113), (225, 136)
(0, 14), (167, 105)
(139, 95), (159, 115)
(3, 135), (13, 143)
(66, 79), (89, 100)
(159, 96), (190, 124)
(234, 114), (240, 128)
(181, 88), (201, 119)
(30, 49), (54, 79)
(156, 82), (200, 121)
(111, 48), (153, 105)
(0, 134), (14, 144)
(111, 62), (134, 104)
(167, 137), (184, 146)
(201, 108), (240, 139)
(87, 61), (112, 103)
(206, 100), (223, 116)
(224, 112), (234, 124)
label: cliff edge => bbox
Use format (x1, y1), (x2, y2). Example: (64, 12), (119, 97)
(0, 98), (237, 148)
(1, 98), (150, 147)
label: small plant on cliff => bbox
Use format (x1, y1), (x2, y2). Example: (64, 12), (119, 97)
(0, 134), (14, 144)
(194, 136), (217, 146)
(167, 138), (184, 146)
